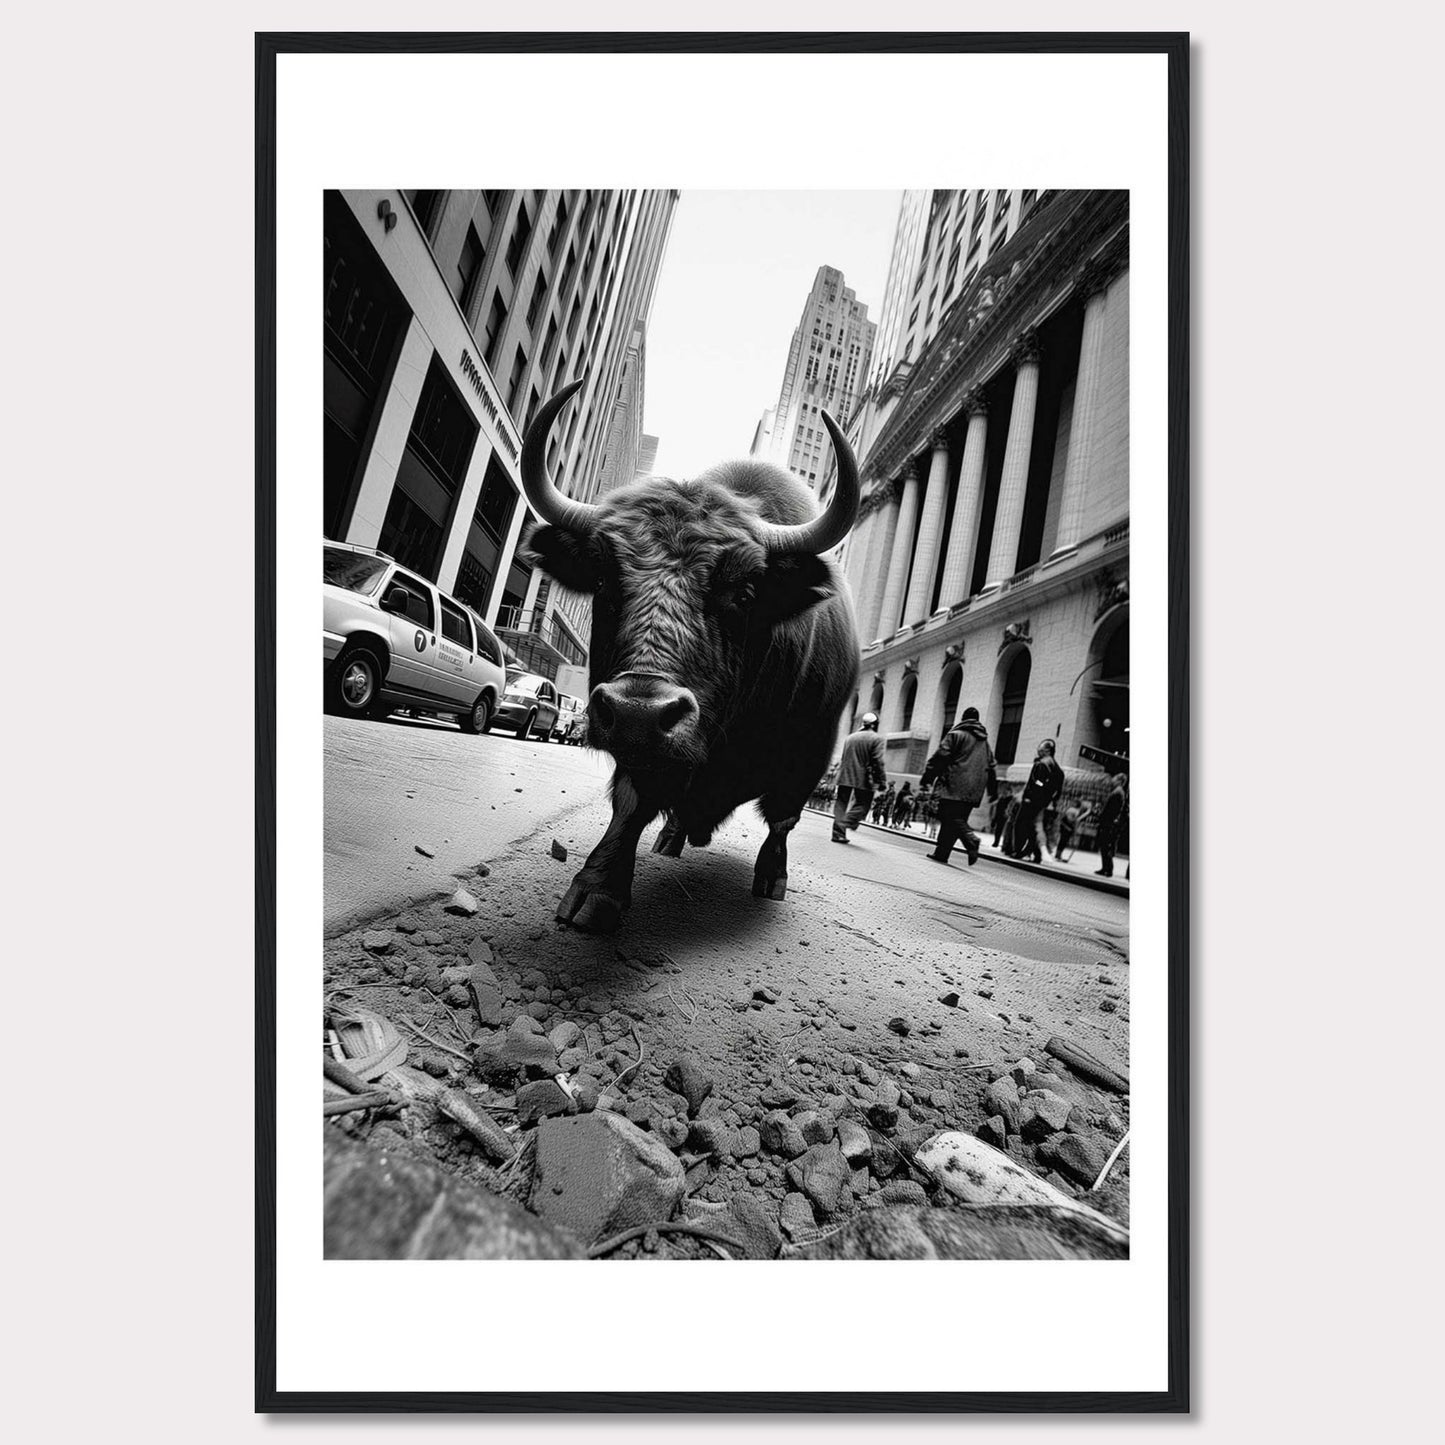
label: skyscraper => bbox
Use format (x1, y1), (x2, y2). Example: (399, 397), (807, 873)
(763, 266), (876, 489)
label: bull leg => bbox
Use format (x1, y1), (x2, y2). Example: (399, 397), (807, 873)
(752, 806), (801, 902)
(652, 812), (686, 856)
(557, 773), (660, 933)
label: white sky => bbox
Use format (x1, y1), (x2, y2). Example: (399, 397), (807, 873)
(642, 191), (902, 478)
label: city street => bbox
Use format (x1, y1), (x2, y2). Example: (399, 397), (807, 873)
(323, 712), (1132, 1252)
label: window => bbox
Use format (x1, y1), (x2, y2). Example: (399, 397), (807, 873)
(526, 386), (541, 430)
(473, 619), (503, 666)
(483, 294), (508, 369)
(409, 356), (476, 496)
(567, 296), (581, 339)
(453, 553), (495, 618)
(547, 197), (568, 256)
(474, 469), (514, 542)
(440, 597), (475, 651)
(390, 570), (435, 629)
(525, 272), (547, 329)
(507, 346), (527, 412)
(542, 316), (559, 367)
(456, 224), (485, 312)
(561, 244), (577, 295)
(505, 202), (532, 276)
(482, 190), (505, 217)
(405, 190), (444, 236)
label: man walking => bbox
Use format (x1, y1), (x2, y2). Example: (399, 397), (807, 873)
(832, 712), (887, 844)
(1095, 771), (1129, 877)
(920, 707), (997, 866)
(1010, 739), (1066, 864)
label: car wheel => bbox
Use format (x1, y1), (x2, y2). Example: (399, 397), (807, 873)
(518, 709), (537, 740)
(328, 647), (382, 718)
(459, 693), (492, 735)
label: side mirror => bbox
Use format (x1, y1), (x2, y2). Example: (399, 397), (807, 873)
(381, 585), (410, 615)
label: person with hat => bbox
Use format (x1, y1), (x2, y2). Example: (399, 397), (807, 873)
(1094, 771), (1129, 877)
(1010, 738), (1066, 864)
(920, 706), (998, 866)
(832, 712), (887, 843)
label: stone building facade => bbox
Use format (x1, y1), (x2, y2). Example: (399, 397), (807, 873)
(834, 190), (1131, 814)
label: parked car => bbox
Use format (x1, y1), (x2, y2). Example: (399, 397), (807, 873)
(322, 542), (506, 734)
(552, 694), (586, 742)
(492, 671), (562, 741)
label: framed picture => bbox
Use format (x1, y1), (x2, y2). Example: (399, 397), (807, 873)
(259, 31), (1188, 1411)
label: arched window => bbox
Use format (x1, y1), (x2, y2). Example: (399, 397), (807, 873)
(1076, 614), (1129, 761)
(995, 649), (1032, 764)
(899, 674), (918, 731)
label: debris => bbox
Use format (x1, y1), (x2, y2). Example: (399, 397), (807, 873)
(837, 1118), (872, 1166)
(880, 1180), (928, 1206)
(786, 1141), (850, 1216)
(550, 839), (568, 862)
(779, 1192), (817, 1241)
(323, 1091), (393, 1116)
(937, 991), (960, 1008)
(586, 1220), (740, 1260)
(1043, 1036), (1130, 1093)
(361, 931), (394, 954)
(327, 1003), (407, 1081)
(662, 1055), (714, 1117)
(720, 1194), (782, 1260)
(444, 888), (479, 916)
(414, 844), (435, 858)
(397, 1017), (471, 1063)
(467, 948), (506, 1028)
(977, 1115), (1008, 1149)
(436, 1088), (516, 1163)
(1090, 1129), (1131, 1191)
(1037, 1132), (1108, 1189)
(515, 1079), (575, 1125)
(1020, 1090), (1074, 1141)
(985, 1076), (1021, 1134)
(759, 1110), (808, 1159)
(887, 1016), (911, 1036)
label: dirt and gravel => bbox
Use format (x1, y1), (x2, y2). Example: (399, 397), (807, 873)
(321, 780), (1130, 1261)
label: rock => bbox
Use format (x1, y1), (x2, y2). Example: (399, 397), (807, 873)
(549, 839), (569, 861)
(984, 1077), (1021, 1134)
(438, 984), (466, 1009)
(795, 1111), (834, 1146)
(977, 988), (994, 1000)
(786, 1142), (851, 1216)
(528, 1113), (687, 1248)
(1099, 998), (1118, 1013)
(1037, 1132), (1108, 1188)
(866, 1089), (900, 1133)
(720, 1194), (782, 1260)
(414, 844), (435, 858)
(361, 931), (393, 954)
(759, 1110), (808, 1159)
(1020, 1090), (1074, 1141)
(444, 889), (479, 917)
(467, 951), (506, 1028)
(570, 1077), (600, 1113)
(658, 1118), (688, 1148)
(730, 991), (752, 1011)
(900, 1062), (922, 1081)
(470, 939), (494, 966)
(662, 1055), (715, 1118)
(441, 965), (470, 986)
(472, 1023), (558, 1080)
(1010, 1059), (1037, 1089)
(557, 1047), (586, 1072)
(856, 1061), (880, 1086)
(754, 985), (780, 1004)
(324, 1130), (582, 1259)
(759, 1080), (797, 1110)
(686, 1118), (733, 1157)
(881, 1180), (928, 1206)
(515, 1079), (575, 1125)
(733, 1125), (761, 1158)
(837, 1118), (872, 1166)
(929, 1090), (951, 1109)
(779, 1192), (817, 1241)
(526, 1000), (551, 1022)
(475, 863), (491, 878)
(937, 991), (961, 1008)
(887, 1016), (911, 1036)
(977, 1115), (1008, 1149)
(548, 1021), (582, 1054)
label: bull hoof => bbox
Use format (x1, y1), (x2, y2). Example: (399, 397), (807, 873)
(752, 872), (787, 901)
(652, 828), (685, 857)
(556, 882), (625, 933)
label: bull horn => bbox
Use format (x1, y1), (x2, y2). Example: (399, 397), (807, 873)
(756, 409), (860, 556)
(520, 379), (599, 533)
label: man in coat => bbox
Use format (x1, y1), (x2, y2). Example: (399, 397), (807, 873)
(1010, 738), (1066, 864)
(832, 712), (887, 843)
(920, 707), (998, 866)
(1095, 771), (1129, 877)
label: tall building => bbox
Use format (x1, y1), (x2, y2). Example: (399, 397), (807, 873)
(834, 190), (1130, 814)
(323, 187), (678, 682)
(635, 434), (659, 479)
(763, 266), (876, 489)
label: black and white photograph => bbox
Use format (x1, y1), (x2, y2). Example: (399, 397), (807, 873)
(320, 184), (1136, 1269)
(263, 35), (1183, 1407)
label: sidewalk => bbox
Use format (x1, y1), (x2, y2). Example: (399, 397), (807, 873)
(803, 805), (1130, 898)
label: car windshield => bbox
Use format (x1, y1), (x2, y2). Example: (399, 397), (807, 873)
(507, 674), (545, 697)
(324, 547), (388, 595)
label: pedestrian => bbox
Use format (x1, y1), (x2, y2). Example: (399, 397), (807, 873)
(1010, 739), (1066, 864)
(892, 781), (915, 829)
(872, 780), (896, 826)
(1095, 771), (1129, 877)
(1054, 796), (1092, 862)
(920, 706), (998, 867)
(991, 788), (1015, 849)
(831, 712), (887, 844)
(921, 786), (941, 839)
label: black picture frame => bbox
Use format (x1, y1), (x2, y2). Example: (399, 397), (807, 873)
(257, 29), (1189, 1414)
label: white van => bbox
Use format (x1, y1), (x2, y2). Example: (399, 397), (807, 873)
(323, 543), (507, 734)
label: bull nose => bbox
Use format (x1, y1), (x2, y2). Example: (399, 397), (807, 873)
(589, 677), (699, 756)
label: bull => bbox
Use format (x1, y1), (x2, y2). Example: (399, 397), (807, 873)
(518, 379), (861, 932)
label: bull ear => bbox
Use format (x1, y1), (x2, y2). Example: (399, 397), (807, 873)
(518, 523), (601, 593)
(755, 554), (835, 623)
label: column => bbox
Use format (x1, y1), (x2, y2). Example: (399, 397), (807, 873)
(859, 488), (901, 642)
(903, 431), (952, 625)
(436, 436), (497, 593)
(344, 315), (434, 547)
(1050, 266), (1112, 557)
(936, 393), (989, 607)
(981, 333), (1042, 592)
(875, 462), (923, 639)
(842, 507), (875, 607)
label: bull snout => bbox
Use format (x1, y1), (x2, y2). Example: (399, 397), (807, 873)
(589, 675), (700, 763)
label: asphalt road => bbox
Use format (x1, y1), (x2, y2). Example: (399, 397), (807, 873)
(325, 711), (1130, 1076)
